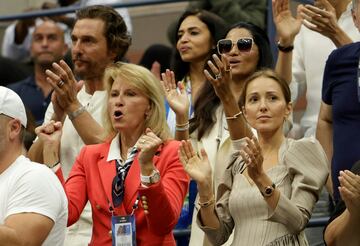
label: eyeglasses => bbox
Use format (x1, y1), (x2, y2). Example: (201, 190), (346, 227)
(217, 38), (253, 55)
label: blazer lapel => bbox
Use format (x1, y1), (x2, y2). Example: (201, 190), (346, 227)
(97, 151), (115, 208)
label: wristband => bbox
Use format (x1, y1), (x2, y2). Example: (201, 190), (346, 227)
(198, 196), (215, 208)
(48, 160), (60, 169)
(68, 105), (86, 120)
(277, 42), (294, 53)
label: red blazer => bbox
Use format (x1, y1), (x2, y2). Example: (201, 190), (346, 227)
(56, 140), (189, 246)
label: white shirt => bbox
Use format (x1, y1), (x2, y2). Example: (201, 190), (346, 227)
(0, 155), (67, 246)
(1, 0), (132, 61)
(43, 86), (106, 246)
(291, 3), (360, 137)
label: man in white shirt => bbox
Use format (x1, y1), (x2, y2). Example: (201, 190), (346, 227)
(0, 86), (67, 246)
(28, 5), (131, 245)
(1, 0), (132, 62)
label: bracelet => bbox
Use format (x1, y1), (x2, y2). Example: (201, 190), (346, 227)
(68, 105), (86, 120)
(48, 160), (60, 169)
(176, 121), (189, 131)
(198, 196), (215, 208)
(176, 124), (189, 131)
(277, 42), (294, 53)
(176, 122), (189, 127)
(225, 111), (242, 120)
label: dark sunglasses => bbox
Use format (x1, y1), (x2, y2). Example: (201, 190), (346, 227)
(217, 38), (253, 54)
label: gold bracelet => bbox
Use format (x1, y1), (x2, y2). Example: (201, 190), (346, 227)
(198, 196), (215, 208)
(225, 111), (242, 120)
(176, 122), (189, 127)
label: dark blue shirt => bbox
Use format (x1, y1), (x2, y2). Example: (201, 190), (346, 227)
(322, 42), (360, 201)
(8, 76), (52, 125)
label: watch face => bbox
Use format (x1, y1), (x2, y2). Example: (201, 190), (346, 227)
(265, 187), (273, 195)
(150, 171), (161, 183)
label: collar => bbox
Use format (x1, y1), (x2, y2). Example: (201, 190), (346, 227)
(106, 133), (141, 163)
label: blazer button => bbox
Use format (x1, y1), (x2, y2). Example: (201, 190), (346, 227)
(109, 230), (112, 237)
(95, 204), (101, 210)
(141, 195), (147, 201)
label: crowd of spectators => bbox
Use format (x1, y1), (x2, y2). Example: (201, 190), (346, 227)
(0, 0), (360, 245)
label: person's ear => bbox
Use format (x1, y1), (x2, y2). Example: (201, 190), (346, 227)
(8, 119), (22, 141)
(242, 106), (248, 120)
(285, 102), (293, 119)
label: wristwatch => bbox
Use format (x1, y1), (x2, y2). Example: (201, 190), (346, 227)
(140, 169), (160, 185)
(260, 183), (276, 197)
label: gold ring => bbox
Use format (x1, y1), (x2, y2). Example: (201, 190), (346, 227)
(225, 68), (231, 72)
(215, 73), (222, 80)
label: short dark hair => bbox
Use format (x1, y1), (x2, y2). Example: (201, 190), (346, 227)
(239, 69), (291, 107)
(172, 9), (227, 82)
(76, 5), (131, 61)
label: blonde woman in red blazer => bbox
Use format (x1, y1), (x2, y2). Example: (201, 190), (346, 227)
(36, 63), (190, 246)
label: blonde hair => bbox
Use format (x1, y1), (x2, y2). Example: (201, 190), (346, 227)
(103, 62), (171, 140)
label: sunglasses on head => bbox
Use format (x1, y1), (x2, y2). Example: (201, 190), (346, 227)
(217, 38), (253, 55)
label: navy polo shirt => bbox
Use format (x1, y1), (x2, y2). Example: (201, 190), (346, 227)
(8, 76), (52, 125)
(322, 42), (360, 201)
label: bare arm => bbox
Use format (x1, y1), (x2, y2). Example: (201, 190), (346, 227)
(160, 70), (190, 141)
(316, 101), (333, 194)
(316, 102), (333, 167)
(179, 141), (220, 228)
(0, 213), (54, 246)
(273, 0), (302, 83)
(205, 54), (253, 140)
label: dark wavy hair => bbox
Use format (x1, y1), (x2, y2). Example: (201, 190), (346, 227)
(76, 5), (131, 61)
(171, 9), (228, 82)
(190, 22), (274, 140)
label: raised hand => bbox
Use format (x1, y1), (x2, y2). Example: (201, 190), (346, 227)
(137, 128), (163, 169)
(150, 61), (161, 80)
(338, 170), (360, 218)
(239, 136), (265, 181)
(204, 54), (232, 101)
(179, 140), (212, 187)
(160, 69), (190, 117)
(46, 60), (84, 114)
(298, 0), (350, 46)
(272, 0), (302, 44)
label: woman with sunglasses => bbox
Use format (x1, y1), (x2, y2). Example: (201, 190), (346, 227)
(162, 21), (274, 245)
(179, 69), (328, 246)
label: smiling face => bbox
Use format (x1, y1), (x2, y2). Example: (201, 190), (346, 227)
(176, 15), (213, 63)
(107, 77), (151, 135)
(243, 76), (291, 135)
(223, 28), (259, 80)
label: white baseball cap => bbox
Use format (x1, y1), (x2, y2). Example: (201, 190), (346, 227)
(0, 86), (27, 127)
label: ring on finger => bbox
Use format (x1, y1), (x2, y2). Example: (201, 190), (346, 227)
(215, 73), (222, 80)
(57, 80), (65, 87)
(225, 67), (231, 72)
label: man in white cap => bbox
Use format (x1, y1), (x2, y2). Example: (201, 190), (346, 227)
(0, 86), (67, 245)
